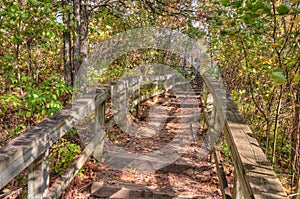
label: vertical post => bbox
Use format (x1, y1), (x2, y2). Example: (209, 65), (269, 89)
(135, 82), (140, 119)
(94, 87), (107, 161)
(163, 76), (168, 97)
(153, 81), (158, 102)
(233, 170), (244, 199)
(213, 146), (232, 199)
(119, 80), (127, 129)
(28, 150), (49, 199)
(121, 84), (128, 129)
(172, 76), (175, 90)
(201, 83), (208, 129)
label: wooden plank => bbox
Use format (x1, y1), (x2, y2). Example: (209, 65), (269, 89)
(233, 168), (245, 199)
(103, 150), (172, 170)
(28, 150), (49, 199)
(91, 181), (176, 198)
(131, 90), (165, 107)
(112, 74), (176, 94)
(134, 82), (140, 118)
(0, 90), (109, 190)
(202, 73), (288, 199)
(94, 99), (106, 161)
(142, 74), (176, 82)
(213, 146), (232, 199)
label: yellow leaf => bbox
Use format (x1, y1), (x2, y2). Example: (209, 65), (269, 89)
(293, 15), (300, 23)
(271, 43), (281, 48)
(256, 9), (264, 15)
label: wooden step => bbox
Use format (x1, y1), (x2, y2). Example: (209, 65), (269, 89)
(91, 181), (206, 199)
(91, 181), (175, 199)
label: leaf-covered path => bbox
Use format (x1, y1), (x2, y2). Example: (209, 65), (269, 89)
(62, 77), (232, 199)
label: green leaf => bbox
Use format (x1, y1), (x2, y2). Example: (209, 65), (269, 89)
(264, 4), (272, 13)
(292, 72), (300, 85)
(21, 76), (28, 82)
(220, 29), (229, 36)
(231, 0), (242, 8)
(254, 1), (265, 11)
(271, 68), (286, 86)
(221, 0), (230, 6)
(276, 5), (291, 15)
(32, 93), (39, 98)
(292, 7), (300, 14)
(25, 111), (31, 118)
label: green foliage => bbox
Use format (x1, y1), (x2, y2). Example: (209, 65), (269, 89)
(66, 128), (78, 138)
(276, 5), (291, 15)
(292, 72), (300, 84)
(221, 142), (230, 155)
(221, 142), (231, 165)
(0, 0), (67, 134)
(271, 68), (286, 86)
(49, 138), (81, 175)
(23, 77), (71, 117)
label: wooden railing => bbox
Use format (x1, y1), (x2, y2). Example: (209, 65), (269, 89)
(0, 74), (179, 199)
(202, 73), (288, 199)
(0, 71), (288, 199)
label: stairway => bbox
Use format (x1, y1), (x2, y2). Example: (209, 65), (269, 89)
(62, 75), (222, 199)
(84, 76), (223, 199)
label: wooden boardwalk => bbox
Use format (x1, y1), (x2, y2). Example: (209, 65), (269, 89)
(88, 76), (222, 198)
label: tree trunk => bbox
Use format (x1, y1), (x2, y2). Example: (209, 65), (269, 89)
(73, 0), (89, 91)
(62, 0), (73, 87)
(73, 0), (81, 76)
(292, 82), (300, 199)
(79, 0), (89, 65)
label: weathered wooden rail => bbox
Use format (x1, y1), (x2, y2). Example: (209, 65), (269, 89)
(202, 72), (288, 199)
(0, 74), (181, 198)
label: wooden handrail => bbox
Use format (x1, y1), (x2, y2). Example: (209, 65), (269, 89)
(202, 73), (288, 199)
(1, 71), (288, 199)
(0, 73), (179, 198)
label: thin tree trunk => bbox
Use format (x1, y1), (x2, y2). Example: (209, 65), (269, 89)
(272, 86), (283, 165)
(73, 0), (89, 92)
(73, 0), (81, 75)
(26, 39), (32, 79)
(265, 120), (270, 155)
(292, 83), (300, 199)
(80, 0), (89, 65)
(62, 0), (73, 87)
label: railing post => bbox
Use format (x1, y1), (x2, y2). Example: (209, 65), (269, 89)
(233, 170), (244, 199)
(172, 76), (175, 90)
(163, 77), (167, 97)
(28, 149), (49, 199)
(153, 81), (159, 102)
(94, 87), (107, 161)
(135, 81), (140, 119)
(213, 146), (232, 199)
(118, 80), (127, 129)
(202, 82), (211, 129)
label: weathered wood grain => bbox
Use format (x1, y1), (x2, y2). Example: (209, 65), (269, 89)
(213, 146), (232, 199)
(0, 90), (109, 190)
(28, 150), (49, 198)
(203, 73), (288, 199)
